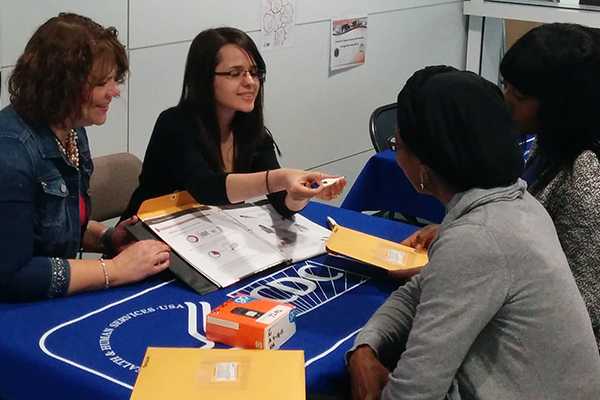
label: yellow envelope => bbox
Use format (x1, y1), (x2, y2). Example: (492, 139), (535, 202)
(137, 191), (206, 221)
(130, 347), (305, 400)
(326, 224), (428, 273)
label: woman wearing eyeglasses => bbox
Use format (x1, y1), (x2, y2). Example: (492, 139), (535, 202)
(123, 27), (345, 220)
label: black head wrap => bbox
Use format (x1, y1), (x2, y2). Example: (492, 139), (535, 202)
(397, 66), (523, 192)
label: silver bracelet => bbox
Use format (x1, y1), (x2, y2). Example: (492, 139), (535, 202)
(99, 258), (110, 289)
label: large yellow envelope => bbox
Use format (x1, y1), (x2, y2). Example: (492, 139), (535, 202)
(326, 224), (428, 274)
(130, 347), (305, 400)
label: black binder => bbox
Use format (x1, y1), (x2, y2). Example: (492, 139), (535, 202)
(126, 221), (218, 295)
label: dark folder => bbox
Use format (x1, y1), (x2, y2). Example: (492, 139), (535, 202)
(126, 221), (218, 295)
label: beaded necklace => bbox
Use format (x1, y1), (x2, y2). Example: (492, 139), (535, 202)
(55, 129), (80, 169)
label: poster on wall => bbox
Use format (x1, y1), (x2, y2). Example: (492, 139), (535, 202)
(330, 17), (368, 72)
(261, 0), (296, 49)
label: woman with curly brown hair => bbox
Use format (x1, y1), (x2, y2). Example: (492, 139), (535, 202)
(0, 13), (170, 301)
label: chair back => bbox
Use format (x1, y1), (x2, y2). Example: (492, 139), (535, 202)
(369, 103), (397, 152)
(519, 134), (536, 162)
(89, 152), (142, 221)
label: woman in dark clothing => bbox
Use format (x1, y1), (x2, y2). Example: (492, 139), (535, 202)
(501, 23), (600, 348)
(0, 13), (170, 301)
(123, 27), (345, 220)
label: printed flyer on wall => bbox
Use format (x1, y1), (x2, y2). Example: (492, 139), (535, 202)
(330, 16), (368, 72)
(261, 0), (296, 49)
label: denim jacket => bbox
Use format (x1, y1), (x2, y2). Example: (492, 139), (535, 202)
(0, 105), (93, 301)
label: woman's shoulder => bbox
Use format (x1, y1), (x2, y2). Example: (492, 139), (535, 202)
(151, 106), (199, 140)
(255, 127), (272, 144)
(537, 150), (600, 219)
(0, 105), (35, 142)
(569, 150), (600, 201)
(156, 106), (190, 125)
(0, 128), (35, 184)
(0, 107), (45, 166)
(573, 150), (600, 178)
(552, 150), (600, 195)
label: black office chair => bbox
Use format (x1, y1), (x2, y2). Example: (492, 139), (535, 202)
(368, 103), (428, 225)
(369, 103), (397, 152)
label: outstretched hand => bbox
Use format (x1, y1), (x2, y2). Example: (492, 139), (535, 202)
(314, 175), (347, 201)
(285, 171), (347, 201)
(282, 170), (325, 201)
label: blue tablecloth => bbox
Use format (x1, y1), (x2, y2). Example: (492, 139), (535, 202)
(0, 202), (417, 399)
(342, 150), (446, 223)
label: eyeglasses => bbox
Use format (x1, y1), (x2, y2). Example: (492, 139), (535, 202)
(214, 67), (266, 81)
(386, 136), (397, 151)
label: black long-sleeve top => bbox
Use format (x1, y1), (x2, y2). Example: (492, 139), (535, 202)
(123, 106), (293, 220)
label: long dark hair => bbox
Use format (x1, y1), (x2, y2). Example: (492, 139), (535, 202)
(178, 27), (268, 172)
(9, 12), (128, 126)
(500, 23), (600, 192)
(397, 66), (522, 192)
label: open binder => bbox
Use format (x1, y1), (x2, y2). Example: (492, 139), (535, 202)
(129, 191), (332, 293)
(126, 220), (218, 295)
(326, 223), (428, 275)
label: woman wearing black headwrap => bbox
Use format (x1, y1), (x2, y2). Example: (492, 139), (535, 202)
(347, 67), (600, 400)
(404, 24), (600, 350)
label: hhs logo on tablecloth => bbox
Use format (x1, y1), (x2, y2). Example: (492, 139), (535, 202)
(228, 260), (369, 316)
(38, 260), (371, 391)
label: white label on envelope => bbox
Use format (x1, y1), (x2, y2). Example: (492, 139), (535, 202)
(214, 362), (238, 382)
(385, 248), (407, 265)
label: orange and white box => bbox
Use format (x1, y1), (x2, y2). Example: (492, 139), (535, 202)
(206, 296), (296, 350)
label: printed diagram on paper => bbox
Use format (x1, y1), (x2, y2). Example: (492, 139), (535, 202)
(261, 0), (296, 49)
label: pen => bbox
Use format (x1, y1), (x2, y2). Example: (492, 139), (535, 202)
(326, 216), (338, 229)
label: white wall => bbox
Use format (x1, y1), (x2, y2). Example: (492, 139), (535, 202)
(0, 67), (9, 108)
(1, 0), (466, 205)
(0, 0), (128, 155)
(0, 1), (127, 68)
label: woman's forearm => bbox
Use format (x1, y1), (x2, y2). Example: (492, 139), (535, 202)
(224, 169), (290, 203)
(66, 258), (116, 294)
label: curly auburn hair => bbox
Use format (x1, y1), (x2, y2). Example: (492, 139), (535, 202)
(8, 13), (128, 126)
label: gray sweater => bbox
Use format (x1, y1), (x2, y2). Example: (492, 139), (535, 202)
(352, 180), (600, 400)
(536, 150), (600, 348)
